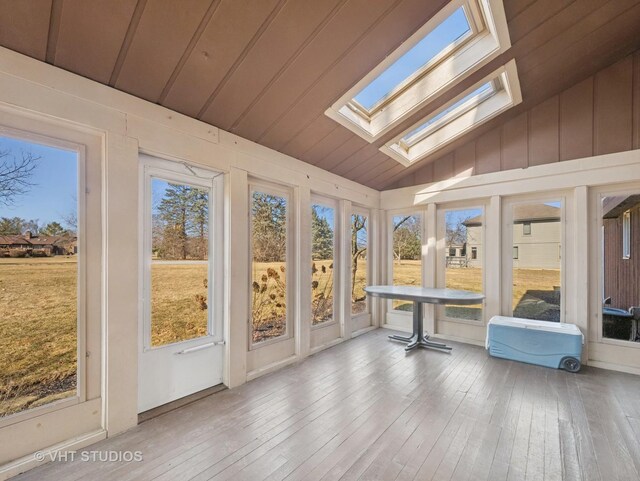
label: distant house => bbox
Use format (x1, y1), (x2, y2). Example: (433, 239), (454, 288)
(603, 195), (640, 311)
(463, 204), (561, 269)
(0, 231), (77, 257)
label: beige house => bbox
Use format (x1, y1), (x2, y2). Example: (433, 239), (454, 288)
(465, 203), (561, 269)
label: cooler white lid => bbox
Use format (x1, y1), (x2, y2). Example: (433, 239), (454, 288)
(487, 316), (584, 343)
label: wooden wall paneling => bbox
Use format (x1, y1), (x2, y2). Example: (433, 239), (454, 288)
(333, 144), (382, 177)
(301, 126), (353, 165)
(52, 0), (138, 83)
(316, 135), (367, 172)
(113, 0), (213, 102)
(634, 52), (640, 149)
(258, 0), (448, 150)
(282, 116), (338, 160)
(200, 0), (343, 132)
(528, 96), (559, 166)
(501, 111), (528, 170)
(359, 160), (404, 188)
(475, 127), (502, 174)
(161, 0), (280, 118)
(0, 0), (51, 61)
(453, 140), (476, 177)
(594, 56), (634, 156)
(412, 162), (434, 186)
(507, 0), (574, 44)
(504, 0), (538, 21)
(351, 154), (396, 185)
(433, 152), (455, 181)
(559, 77), (594, 161)
(235, 0), (405, 144)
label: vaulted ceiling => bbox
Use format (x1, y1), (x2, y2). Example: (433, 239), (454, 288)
(1, 0), (639, 190)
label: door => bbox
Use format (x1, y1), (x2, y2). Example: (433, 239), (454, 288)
(138, 155), (224, 413)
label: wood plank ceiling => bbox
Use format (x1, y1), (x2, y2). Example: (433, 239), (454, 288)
(0, 0), (639, 190)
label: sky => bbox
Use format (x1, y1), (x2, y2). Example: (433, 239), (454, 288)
(354, 7), (470, 109)
(0, 136), (77, 227)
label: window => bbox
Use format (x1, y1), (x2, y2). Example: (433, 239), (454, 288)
(0, 135), (80, 417)
(601, 195), (639, 340)
(623, 210), (631, 259)
(311, 202), (335, 325)
(510, 201), (562, 322)
(392, 214), (422, 311)
(523, 222), (531, 236)
(351, 212), (369, 315)
(326, 0), (511, 143)
(442, 207), (483, 321)
(250, 187), (290, 344)
(381, 61), (521, 166)
(148, 178), (210, 347)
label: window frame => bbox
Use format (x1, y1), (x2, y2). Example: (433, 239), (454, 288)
(248, 180), (294, 349)
(325, 0), (511, 143)
(388, 209), (426, 314)
(141, 161), (223, 352)
(0, 127), (87, 427)
(437, 202), (486, 325)
(351, 206), (372, 319)
(310, 194), (339, 330)
(502, 194), (566, 323)
(623, 210), (631, 259)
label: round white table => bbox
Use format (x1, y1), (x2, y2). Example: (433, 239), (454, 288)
(365, 285), (485, 352)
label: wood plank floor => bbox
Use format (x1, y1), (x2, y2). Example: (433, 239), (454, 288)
(14, 329), (640, 481)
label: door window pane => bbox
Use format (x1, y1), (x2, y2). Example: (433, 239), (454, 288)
(511, 201), (561, 322)
(311, 203), (335, 325)
(602, 195), (640, 341)
(251, 190), (288, 343)
(151, 179), (209, 347)
(444, 208), (483, 321)
(392, 214), (422, 311)
(0, 136), (78, 417)
(351, 214), (368, 315)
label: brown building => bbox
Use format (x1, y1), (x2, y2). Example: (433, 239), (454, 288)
(0, 231), (77, 257)
(603, 195), (640, 311)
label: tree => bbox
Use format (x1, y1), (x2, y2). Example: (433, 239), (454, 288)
(251, 192), (287, 263)
(351, 215), (367, 301)
(0, 217), (24, 235)
(311, 206), (333, 260)
(445, 216), (468, 248)
(0, 150), (39, 206)
(41, 221), (66, 236)
(393, 216), (421, 262)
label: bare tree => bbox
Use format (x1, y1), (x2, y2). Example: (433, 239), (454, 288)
(0, 150), (40, 206)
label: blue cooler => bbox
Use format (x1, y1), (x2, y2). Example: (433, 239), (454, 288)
(486, 316), (584, 372)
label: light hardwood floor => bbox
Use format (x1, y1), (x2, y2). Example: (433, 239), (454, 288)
(14, 329), (640, 481)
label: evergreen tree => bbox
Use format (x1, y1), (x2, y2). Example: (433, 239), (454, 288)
(251, 192), (287, 262)
(41, 221), (66, 236)
(311, 206), (333, 260)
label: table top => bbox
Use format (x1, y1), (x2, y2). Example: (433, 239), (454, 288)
(364, 285), (485, 305)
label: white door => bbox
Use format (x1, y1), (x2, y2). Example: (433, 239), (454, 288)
(138, 155), (224, 413)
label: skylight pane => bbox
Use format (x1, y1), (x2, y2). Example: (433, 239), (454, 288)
(353, 7), (471, 110)
(403, 82), (493, 140)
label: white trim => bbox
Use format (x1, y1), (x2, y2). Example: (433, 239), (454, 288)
(381, 60), (522, 166)
(325, 0), (511, 143)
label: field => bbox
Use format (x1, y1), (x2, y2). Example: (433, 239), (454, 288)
(1, 256), (561, 417)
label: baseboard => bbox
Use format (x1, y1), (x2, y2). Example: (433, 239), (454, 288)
(0, 429), (106, 481)
(586, 360), (640, 376)
(246, 354), (300, 382)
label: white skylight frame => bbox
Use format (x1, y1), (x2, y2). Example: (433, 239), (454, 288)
(325, 0), (511, 143)
(381, 60), (522, 167)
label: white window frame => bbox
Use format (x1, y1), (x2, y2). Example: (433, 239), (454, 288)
(310, 194), (339, 330)
(0, 127), (87, 428)
(437, 202), (486, 324)
(502, 195), (566, 323)
(326, 0), (511, 143)
(140, 159), (224, 352)
(388, 209), (426, 314)
(248, 181), (294, 349)
(351, 206), (372, 320)
(623, 210), (631, 259)
(381, 60), (522, 166)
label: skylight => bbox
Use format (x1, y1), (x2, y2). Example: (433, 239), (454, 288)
(353, 7), (471, 111)
(401, 82), (495, 147)
(381, 60), (522, 167)
(325, 0), (511, 144)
